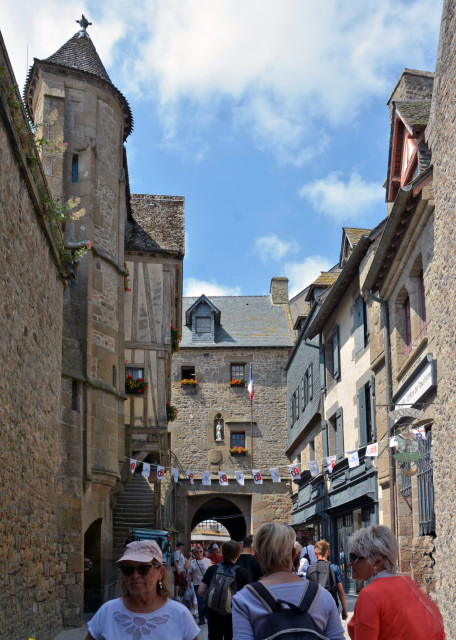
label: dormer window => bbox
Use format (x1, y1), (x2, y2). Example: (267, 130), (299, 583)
(195, 316), (211, 333)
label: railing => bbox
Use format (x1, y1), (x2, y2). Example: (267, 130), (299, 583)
(417, 434), (435, 536)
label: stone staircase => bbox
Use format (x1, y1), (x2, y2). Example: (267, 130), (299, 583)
(112, 473), (156, 558)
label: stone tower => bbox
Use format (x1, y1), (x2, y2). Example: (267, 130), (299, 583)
(24, 18), (132, 623)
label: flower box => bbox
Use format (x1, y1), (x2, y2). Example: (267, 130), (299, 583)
(229, 447), (248, 456)
(125, 375), (148, 394)
(230, 379), (246, 387)
(180, 379), (198, 387)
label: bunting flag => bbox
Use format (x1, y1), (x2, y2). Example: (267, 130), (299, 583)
(252, 469), (263, 484)
(130, 459), (137, 474)
(270, 467), (281, 483)
(413, 427), (426, 440)
(248, 364), (254, 400)
(172, 468), (179, 483)
(202, 471), (211, 486)
(347, 450), (360, 469)
(142, 462), (151, 478)
(235, 470), (245, 486)
(218, 471), (229, 486)
(389, 436), (399, 447)
(326, 456), (336, 473)
(156, 465), (165, 481)
(308, 460), (319, 477)
(187, 470), (195, 484)
(288, 464), (301, 480)
(366, 443), (379, 457)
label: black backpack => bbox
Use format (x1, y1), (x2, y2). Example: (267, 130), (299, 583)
(246, 580), (329, 640)
(207, 563), (239, 615)
(306, 562), (339, 607)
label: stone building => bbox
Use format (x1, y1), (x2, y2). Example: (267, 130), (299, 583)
(362, 70), (437, 594)
(169, 278), (294, 541)
(424, 0), (456, 631)
(0, 18), (183, 638)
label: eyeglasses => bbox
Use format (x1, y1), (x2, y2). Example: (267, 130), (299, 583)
(120, 564), (159, 576)
(194, 550), (203, 553)
(349, 553), (365, 564)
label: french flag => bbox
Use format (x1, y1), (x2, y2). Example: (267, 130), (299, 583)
(248, 364), (254, 400)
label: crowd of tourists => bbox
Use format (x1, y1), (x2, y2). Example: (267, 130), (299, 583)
(84, 524), (445, 640)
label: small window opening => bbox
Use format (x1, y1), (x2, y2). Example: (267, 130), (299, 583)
(72, 154), (79, 183)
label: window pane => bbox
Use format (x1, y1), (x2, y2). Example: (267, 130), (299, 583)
(231, 364), (245, 379)
(196, 316), (211, 333)
(126, 367), (144, 380)
(231, 433), (245, 448)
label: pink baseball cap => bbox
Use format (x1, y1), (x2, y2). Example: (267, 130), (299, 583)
(117, 540), (163, 564)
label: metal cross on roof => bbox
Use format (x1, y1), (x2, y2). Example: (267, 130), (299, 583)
(76, 14), (92, 32)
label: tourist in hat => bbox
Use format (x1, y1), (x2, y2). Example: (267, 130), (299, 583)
(85, 540), (199, 639)
(208, 543), (223, 564)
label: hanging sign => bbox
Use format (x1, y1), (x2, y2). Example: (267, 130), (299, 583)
(235, 470), (245, 486)
(252, 470), (263, 484)
(393, 430), (423, 462)
(389, 407), (423, 423)
(270, 467), (281, 483)
(218, 471), (229, 486)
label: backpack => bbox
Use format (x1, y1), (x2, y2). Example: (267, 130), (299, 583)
(207, 563), (239, 615)
(246, 580), (329, 640)
(306, 562), (339, 607)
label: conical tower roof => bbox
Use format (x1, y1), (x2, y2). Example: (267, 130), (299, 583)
(44, 30), (112, 83)
(24, 17), (133, 139)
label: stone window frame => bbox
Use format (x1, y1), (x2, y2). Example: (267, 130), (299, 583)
(230, 363), (245, 380)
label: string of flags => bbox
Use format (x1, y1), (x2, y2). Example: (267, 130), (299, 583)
(128, 423), (429, 486)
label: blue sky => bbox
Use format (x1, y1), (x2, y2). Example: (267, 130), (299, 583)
(1, 0), (442, 298)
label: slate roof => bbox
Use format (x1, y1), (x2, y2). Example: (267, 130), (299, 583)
(44, 31), (111, 82)
(181, 296), (294, 348)
(343, 228), (371, 247)
(125, 218), (162, 252)
(395, 100), (431, 128)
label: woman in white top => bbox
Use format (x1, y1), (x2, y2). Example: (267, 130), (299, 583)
(232, 522), (344, 640)
(85, 540), (199, 640)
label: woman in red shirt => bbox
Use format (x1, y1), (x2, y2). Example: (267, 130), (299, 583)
(347, 525), (445, 640)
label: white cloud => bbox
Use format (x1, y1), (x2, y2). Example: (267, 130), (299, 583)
(286, 256), (333, 299)
(183, 277), (241, 297)
(298, 172), (383, 222)
(254, 233), (299, 263)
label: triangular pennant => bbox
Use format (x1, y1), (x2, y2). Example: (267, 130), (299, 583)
(308, 460), (319, 477)
(270, 467), (281, 483)
(389, 436), (398, 447)
(326, 455), (336, 473)
(172, 468), (179, 483)
(235, 470), (245, 486)
(218, 471), (229, 486)
(347, 450), (360, 468)
(142, 462), (151, 478)
(202, 471), (211, 486)
(130, 458), (137, 474)
(187, 470), (195, 484)
(288, 464), (301, 480)
(252, 469), (263, 484)
(412, 427), (427, 440)
(366, 443), (379, 457)
(156, 465), (165, 481)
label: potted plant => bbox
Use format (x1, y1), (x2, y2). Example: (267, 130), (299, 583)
(229, 446), (248, 456)
(125, 373), (148, 394)
(180, 378), (198, 387)
(171, 326), (182, 352)
(230, 378), (246, 387)
(166, 403), (178, 422)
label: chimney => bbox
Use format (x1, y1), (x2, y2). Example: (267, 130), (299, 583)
(270, 277), (289, 304)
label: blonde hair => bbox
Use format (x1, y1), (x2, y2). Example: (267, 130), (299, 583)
(348, 525), (399, 574)
(120, 562), (172, 600)
(314, 539), (330, 556)
(253, 523), (296, 573)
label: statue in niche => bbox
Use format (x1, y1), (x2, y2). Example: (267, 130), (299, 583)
(215, 418), (224, 442)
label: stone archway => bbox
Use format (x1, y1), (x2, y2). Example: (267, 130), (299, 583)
(189, 496), (249, 541)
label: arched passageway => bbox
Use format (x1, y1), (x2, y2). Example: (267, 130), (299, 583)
(191, 497), (247, 541)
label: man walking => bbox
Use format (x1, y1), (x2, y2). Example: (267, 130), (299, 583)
(173, 541), (186, 600)
(306, 539), (348, 620)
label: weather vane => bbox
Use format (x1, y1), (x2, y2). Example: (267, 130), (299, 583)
(76, 14), (92, 32)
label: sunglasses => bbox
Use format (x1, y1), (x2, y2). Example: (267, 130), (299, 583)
(349, 553), (365, 564)
(120, 564), (159, 576)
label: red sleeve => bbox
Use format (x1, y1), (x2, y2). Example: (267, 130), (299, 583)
(348, 588), (380, 640)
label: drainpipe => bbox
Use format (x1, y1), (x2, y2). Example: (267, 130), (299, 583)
(364, 290), (396, 535)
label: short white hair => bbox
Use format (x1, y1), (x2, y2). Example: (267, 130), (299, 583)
(348, 525), (399, 574)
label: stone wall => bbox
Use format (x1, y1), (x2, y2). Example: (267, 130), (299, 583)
(425, 0), (456, 632)
(0, 34), (66, 639)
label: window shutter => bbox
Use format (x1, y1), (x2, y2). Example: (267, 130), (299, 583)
(369, 376), (377, 441)
(319, 343), (326, 393)
(336, 407), (344, 460)
(296, 389), (300, 419)
(321, 420), (329, 458)
(358, 387), (367, 447)
(333, 325), (340, 379)
(355, 296), (365, 355)
(308, 363), (313, 400)
(301, 377), (305, 410)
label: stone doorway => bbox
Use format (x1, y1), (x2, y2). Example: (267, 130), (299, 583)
(190, 496), (248, 541)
